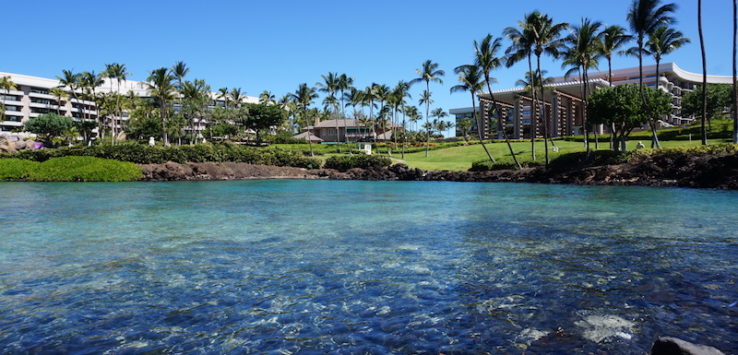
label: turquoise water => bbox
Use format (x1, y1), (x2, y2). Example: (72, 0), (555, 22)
(0, 181), (737, 353)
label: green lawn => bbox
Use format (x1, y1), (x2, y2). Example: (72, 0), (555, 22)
(391, 138), (731, 171)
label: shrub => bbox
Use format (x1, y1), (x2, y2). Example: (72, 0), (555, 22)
(0, 157), (142, 182)
(324, 155), (393, 171)
(469, 159), (541, 172)
(0, 143), (323, 169)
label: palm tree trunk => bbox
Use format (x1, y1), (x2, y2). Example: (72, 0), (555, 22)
(484, 77), (521, 169)
(425, 81), (431, 158)
(734, 0), (738, 143)
(527, 54), (536, 161)
(608, 57), (616, 150)
(537, 55), (549, 168)
(651, 59), (663, 148)
(474, 93), (495, 163)
(401, 107), (406, 159)
(699, 0), (708, 145)
(304, 108), (314, 157)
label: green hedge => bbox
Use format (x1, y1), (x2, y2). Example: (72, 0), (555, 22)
(0, 143), (322, 169)
(468, 143), (738, 172)
(0, 157), (143, 182)
(323, 155), (393, 171)
(469, 159), (541, 172)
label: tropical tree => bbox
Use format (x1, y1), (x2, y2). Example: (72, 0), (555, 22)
(23, 113), (75, 147)
(505, 13), (539, 160)
(645, 26), (690, 92)
(0, 76), (16, 122)
(598, 25), (632, 149)
(104, 63), (130, 144)
(474, 34), (522, 168)
(698, 0), (707, 145)
(627, 0), (677, 147)
(181, 79), (211, 144)
(451, 64), (496, 163)
(49, 88), (67, 115)
(589, 84), (671, 152)
(259, 90), (275, 104)
(57, 70), (81, 122)
(389, 81), (411, 155)
(562, 18), (603, 153)
(528, 11), (568, 167)
(290, 83), (319, 156)
(409, 60), (445, 157)
(230, 88), (245, 108)
(372, 84), (390, 142)
(456, 117), (473, 142)
(218, 87), (229, 108)
(146, 67), (176, 145)
(599, 25), (632, 85)
(418, 90), (434, 152)
(734, 0), (738, 143)
(317, 72), (342, 148)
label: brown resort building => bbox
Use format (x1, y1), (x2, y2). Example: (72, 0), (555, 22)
(450, 62), (734, 140)
(293, 119), (398, 143)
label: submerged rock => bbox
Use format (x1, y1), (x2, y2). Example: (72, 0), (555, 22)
(651, 336), (725, 355)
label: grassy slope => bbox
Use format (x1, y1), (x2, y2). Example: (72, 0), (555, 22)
(393, 139), (731, 171)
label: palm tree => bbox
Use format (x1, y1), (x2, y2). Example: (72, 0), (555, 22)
(390, 81), (411, 156)
(317, 72), (342, 148)
(451, 64), (496, 163)
(57, 70), (82, 131)
(627, 0), (677, 147)
(734, 0), (738, 144)
(430, 108), (449, 141)
(337, 74), (354, 146)
(528, 11), (568, 167)
(50, 87), (67, 115)
(698, 0), (708, 145)
(646, 25), (691, 142)
(406, 106), (421, 133)
(599, 26), (632, 86)
(218, 87), (229, 109)
(146, 67), (176, 145)
(474, 34), (522, 169)
(409, 60), (445, 157)
(372, 84), (390, 143)
(104, 63), (130, 144)
(418, 90), (434, 153)
(599, 25), (632, 149)
(181, 79), (210, 144)
(505, 13), (538, 160)
(259, 90), (275, 104)
(290, 83), (319, 156)
(562, 18), (603, 153)
(230, 88), (245, 108)
(344, 87), (364, 143)
(0, 76), (17, 122)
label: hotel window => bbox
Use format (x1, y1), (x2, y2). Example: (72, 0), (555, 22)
(0, 94), (19, 101)
(31, 98), (52, 104)
(30, 88), (50, 95)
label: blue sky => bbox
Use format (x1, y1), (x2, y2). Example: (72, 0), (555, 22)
(2, 0), (734, 132)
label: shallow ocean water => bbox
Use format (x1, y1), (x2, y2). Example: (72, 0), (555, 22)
(0, 180), (737, 354)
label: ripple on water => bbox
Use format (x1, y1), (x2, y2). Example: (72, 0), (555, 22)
(0, 181), (737, 353)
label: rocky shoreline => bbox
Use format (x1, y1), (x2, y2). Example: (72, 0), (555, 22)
(139, 151), (738, 189)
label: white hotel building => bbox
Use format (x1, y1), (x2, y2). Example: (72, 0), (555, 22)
(450, 63), (734, 139)
(0, 72), (258, 134)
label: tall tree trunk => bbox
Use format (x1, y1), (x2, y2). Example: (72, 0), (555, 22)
(474, 93), (495, 163)
(699, 0), (708, 145)
(734, 0), (738, 143)
(537, 55), (549, 168)
(608, 57), (615, 150)
(304, 108), (314, 157)
(527, 54), (536, 161)
(401, 106), (406, 159)
(484, 76), (521, 169)
(425, 81), (430, 158)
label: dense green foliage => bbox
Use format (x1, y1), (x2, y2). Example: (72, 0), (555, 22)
(324, 155), (393, 171)
(469, 143), (738, 172)
(0, 157), (142, 182)
(0, 143), (322, 169)
(22, 114), (75, 146)
(588, 84), (672, 151)
(682, 84), (733, 120)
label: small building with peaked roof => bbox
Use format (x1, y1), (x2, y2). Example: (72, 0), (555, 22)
(294, 119), (398, 143)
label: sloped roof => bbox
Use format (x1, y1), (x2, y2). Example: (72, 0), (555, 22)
(293, 131), (323, 141)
